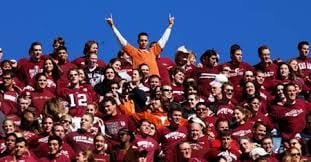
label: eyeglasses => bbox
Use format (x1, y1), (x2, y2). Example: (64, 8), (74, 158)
(3, 77), (12, 80)
(290, 153), (300, 156)
(162, 89), (172, 92)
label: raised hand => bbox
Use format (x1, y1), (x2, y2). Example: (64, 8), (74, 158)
(168, 13), (175, 27)
(105, 14), (114, 27)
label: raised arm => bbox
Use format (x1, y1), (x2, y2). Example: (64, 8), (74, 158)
(158, 14), (175, 49)
(105, 14), (128, 47)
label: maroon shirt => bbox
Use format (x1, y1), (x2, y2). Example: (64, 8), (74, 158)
(94, 153), (110, 162)
(0, 90), (19, 115)
(296, 56), (311, 76)
(231, 121), (253, 139)
(64, 129), (95, 153)
(103, 113), (135, 141)
(221, 61), (254, 87)
(30, 89), (55, 115)
(171, 84), (185, 102)
(72, 56), (106, 69)
(17, 58), (44, 85)
(58, 86), (95, 117)
(254, 62), (278, 82)
(34, 142), (76, 160)
(195, 66), (220, 97)
(157, 125), (188, 162)
(270, 99), (311, 140)
(189, 135), (211, 159)
(133, 134), (160, 162)
(39, 154), (71, 162)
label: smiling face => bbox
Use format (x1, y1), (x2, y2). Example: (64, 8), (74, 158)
(190, 122), (203, 141)
(44, 59), (54, 72)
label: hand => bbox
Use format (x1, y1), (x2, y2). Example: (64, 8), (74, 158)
(168, 14), (174, 28)
(105, 14), (114, 27)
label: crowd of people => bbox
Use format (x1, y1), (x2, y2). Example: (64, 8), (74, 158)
(0, 15), (310, 162)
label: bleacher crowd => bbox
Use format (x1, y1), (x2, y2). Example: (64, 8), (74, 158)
(0, 15), (310, 162)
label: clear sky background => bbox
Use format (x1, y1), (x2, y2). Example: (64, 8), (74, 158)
(0, 0), (310, 65)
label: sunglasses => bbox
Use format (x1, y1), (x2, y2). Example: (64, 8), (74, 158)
(290, 153), (300, 156)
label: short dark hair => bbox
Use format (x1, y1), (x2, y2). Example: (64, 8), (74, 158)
(297, 41), (309, 50)
(102, 96), (117, 106)
(230, 44), (242, 55)
(56, 46), (67, 53)
(48, 135), (63, 147)
(16, 137), (27, 146)
(168, 102), (182, 117)
(257, 45), (270, 56)
(138, 32), (149, 39)
(29, 41), (42, 54)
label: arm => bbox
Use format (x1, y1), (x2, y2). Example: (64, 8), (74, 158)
(105, 14), (128, 46)
(158, 14), (175, 48)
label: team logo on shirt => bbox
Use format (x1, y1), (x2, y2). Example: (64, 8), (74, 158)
(285, 109), (303, 117)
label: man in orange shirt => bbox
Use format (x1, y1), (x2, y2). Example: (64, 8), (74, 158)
(105, 14), (175, 76)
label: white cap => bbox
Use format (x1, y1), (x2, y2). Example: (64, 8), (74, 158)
(209, 74), (228, 86)
(249, 147), (268, 158)
(177, 45), (190, 53)
(188, 116), (206, 128)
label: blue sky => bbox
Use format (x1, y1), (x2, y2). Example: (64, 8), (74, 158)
(0, 0), (310, 65)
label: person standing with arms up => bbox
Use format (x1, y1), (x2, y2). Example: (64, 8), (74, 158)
(105, 14), (174, 76)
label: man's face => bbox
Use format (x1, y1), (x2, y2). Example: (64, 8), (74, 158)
(254, 124), (267, 141)
(95, 135), (106, 151)
(15, 142), (26, 157)
(138, 35), (149, 49)
(53, 125), (65, 139)
(161, 86), (173, 99)
(262, 138), (273, 153)
(149, 77), (160, 89)
(104, 101), (116, 116)
(221, 136), (232, 149)
(18, 98), (30, 112)
(5, 135), (16, 150)
(57, 49), (68, 61)
(217, 121), (229, 133)
(170, 111), (183, 125)
(139, 121), (150, 135)
(88, 54), (98, 67)
(48, 140), (60, 155)
(31, 45), (42, 61)
(178, 143), (192, 159)
(3, 120), (15, 134)
(260, 49), (271, 63)
(80, 115), (93, 131)
(232, 49), (242, 63)
(255, 72), (265, 85)
(173, 72), (185, 85)
(190, 123), (203, 141)
(68, 70), (79, 84)
(299, 44), (309, 57)
(2, 74), (13, 87)
(187, 94), (198, 108)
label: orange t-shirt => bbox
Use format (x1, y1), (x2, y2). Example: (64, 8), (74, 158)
(123, 43), (162, 75)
